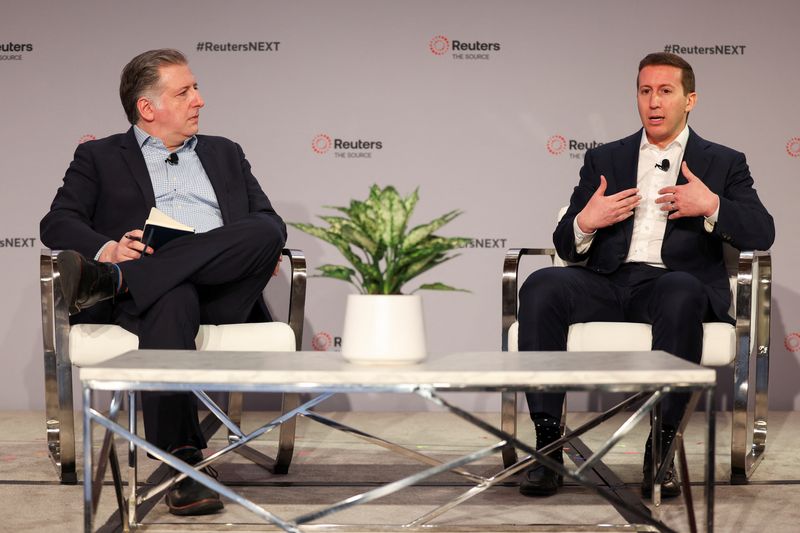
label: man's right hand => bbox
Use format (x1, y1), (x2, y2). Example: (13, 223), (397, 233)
(575, 175), (640, 234)
(98, 230), (153, 263)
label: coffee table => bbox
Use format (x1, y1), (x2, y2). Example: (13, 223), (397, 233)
(81, 349), (716, 532)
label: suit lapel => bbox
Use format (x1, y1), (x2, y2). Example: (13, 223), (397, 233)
(665, 127), (712, 238)
(679, 128), (712, 186)
(611, 130), (642, 249)
(119, 128), (156, 209)
(195, 137), (231, 223)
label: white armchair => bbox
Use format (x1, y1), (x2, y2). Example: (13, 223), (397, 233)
(40, 248), (306, 484)
(500, 242), (771, 484)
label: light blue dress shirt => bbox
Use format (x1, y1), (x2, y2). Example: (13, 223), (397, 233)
(133, 125), (223, 233)
(94, 127), (225, 259)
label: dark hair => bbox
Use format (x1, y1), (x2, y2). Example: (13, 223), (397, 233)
(119, 49), (187, 125)
(637, 52), (695, 95)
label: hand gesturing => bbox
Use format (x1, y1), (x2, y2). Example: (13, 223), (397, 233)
(576, 175), (640, 233)
(655, 162), (719, 219)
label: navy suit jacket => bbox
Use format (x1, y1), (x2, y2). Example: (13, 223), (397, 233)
(40, 127), (286, 321)
(553, 128), (775, 323)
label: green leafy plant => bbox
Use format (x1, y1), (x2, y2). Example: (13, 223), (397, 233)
(290, 185), (471, 294)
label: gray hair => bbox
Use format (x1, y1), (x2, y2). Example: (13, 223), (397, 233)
(119, 49), (187, 125)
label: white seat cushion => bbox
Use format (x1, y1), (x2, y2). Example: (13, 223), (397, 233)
(69, 322), (295, 366)
(507, 320), (735, 367)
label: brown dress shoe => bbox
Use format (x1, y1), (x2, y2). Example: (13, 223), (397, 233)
(165, 447), (224, 516)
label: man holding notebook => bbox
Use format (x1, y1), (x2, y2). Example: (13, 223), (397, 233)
(40, 49), (286, 516)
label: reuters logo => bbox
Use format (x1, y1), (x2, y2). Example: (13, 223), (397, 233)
(312, 133), (332, 154)
(312, 331), (333, 351)
(786, 137), (800, 158)
(546, 135), (567, 155)
(429, 35), (449, 55)
(79, 134), (96, 144)
(785, 333), (800, 352)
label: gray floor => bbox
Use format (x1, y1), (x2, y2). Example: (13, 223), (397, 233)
(1, 408), (798, 532)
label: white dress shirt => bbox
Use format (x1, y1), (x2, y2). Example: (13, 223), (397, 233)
(572, 125), (718, 267)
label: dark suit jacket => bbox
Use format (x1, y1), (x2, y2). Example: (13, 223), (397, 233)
(40, 127), (286, 321)
(553, 128), (775, 323)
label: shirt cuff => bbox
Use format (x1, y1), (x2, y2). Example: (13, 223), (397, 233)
(703, 201), (720, 233)
(573, 216), (596, 254)
(94, 240), (115, 261)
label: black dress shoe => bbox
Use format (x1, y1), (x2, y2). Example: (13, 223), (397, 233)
(519, 462), (564, 496)
(165, 447), (224, 516)
(641, 426), (681, 499)
(57, 250), (118, 315)
(641, 459), (682, 499)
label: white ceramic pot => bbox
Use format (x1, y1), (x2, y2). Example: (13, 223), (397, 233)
(341, 294), (427, 364)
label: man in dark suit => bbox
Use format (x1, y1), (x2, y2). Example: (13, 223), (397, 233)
(517, 52), (774, 498)
(40, 49), (286, 515)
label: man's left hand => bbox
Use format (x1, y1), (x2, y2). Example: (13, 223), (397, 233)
(656, 161), (719, 219)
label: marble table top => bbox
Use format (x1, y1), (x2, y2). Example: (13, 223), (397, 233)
(80, 350), (715, 393)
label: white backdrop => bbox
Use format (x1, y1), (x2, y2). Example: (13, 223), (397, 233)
(1, 0), (798, 412)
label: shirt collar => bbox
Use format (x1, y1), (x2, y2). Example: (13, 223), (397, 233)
(639, 123), (690, 152)
(133, 125), (197, 152)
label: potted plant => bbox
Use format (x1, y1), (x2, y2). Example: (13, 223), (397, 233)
(290, 184), (470, 363)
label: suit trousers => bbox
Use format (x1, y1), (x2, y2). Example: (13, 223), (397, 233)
(517, 262), (713, 429)
(112, 213), (284, 452)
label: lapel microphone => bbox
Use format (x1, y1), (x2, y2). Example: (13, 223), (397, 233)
(655, 158), (670, 172)
(165, 152), (179, 166)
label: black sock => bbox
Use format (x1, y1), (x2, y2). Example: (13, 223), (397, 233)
(644, 425), (678, 467)
(532, 412), (563, 462)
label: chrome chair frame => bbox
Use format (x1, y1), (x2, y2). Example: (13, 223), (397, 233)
(500, 247), (772, 484)
(40, 247), (307, 484)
